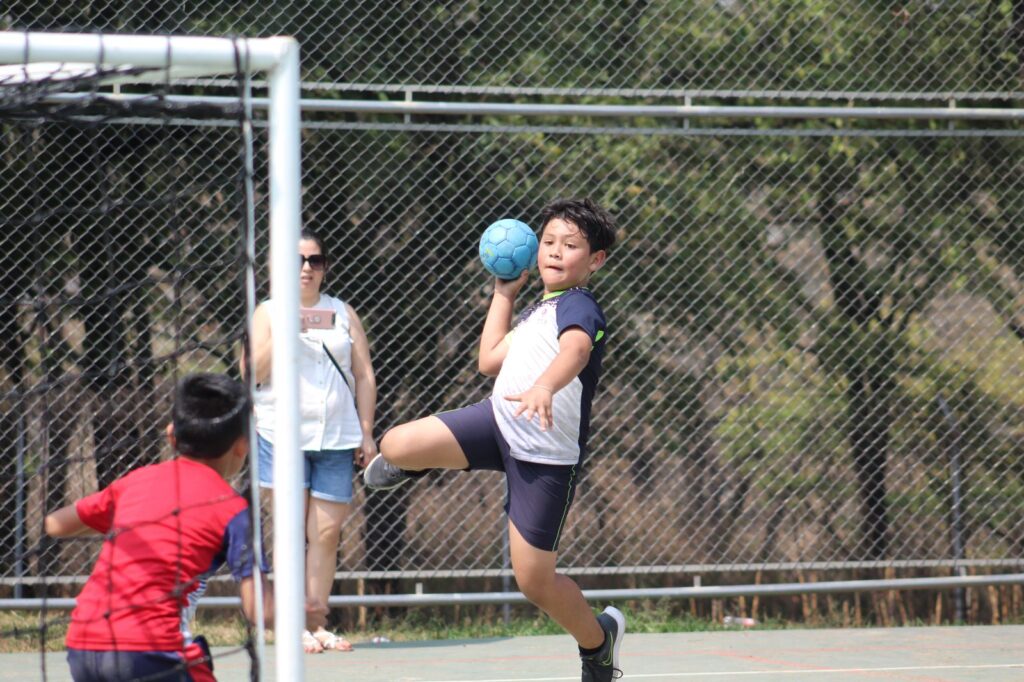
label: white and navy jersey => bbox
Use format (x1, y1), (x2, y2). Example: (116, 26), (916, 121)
(491, 287), (607, 466)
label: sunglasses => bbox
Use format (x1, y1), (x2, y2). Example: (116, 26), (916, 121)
(300, 254), (327, 271)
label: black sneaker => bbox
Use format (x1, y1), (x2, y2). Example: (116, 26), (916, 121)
(580, 606), (625, 681)
(362, 453), (413, 491)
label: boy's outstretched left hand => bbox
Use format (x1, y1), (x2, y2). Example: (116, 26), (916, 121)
(504, 384), (554, 431)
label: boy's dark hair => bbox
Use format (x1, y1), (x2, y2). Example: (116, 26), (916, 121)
(300, 228), (329, 264)
(172, 373), (251, 460)
(538, 198), (616, 253)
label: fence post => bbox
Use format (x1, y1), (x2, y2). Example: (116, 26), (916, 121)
(937, 396), (967, 622)
(14, 412), (26, 599)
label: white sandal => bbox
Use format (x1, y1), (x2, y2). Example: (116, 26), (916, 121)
(301, 629), (324, 654)
(311, 626), (354, 652)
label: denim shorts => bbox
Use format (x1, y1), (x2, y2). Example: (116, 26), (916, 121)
(257, 433), (354, 503)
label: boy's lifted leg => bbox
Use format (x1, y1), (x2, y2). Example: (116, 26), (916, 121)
(363, 415), (469, 489)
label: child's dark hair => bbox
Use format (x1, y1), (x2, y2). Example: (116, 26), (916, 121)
(539, 198), (616, 253)
(172, 373), (251, 460)
(300, 228), (329, 263)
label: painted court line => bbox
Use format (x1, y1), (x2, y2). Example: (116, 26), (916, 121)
(421, 662), (1024, 682)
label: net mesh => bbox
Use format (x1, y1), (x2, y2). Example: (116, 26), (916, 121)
(0, 38), (263, 680)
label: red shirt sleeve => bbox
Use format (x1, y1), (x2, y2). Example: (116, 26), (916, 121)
(75, 483), (117, 534)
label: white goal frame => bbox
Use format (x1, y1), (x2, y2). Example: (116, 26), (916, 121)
(0, 31), (305, 682)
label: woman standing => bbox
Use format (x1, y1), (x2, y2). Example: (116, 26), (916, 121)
(247, 228), (376, 653)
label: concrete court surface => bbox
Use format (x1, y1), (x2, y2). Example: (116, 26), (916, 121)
(4, 625), (1023, 681)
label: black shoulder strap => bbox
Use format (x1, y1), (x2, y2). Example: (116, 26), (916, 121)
(321, 342), (356, 396)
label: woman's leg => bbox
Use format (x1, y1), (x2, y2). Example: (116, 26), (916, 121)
(303, 448), (356, 650)
(305, 495), (349, 614)
(256, 433), (276, 545)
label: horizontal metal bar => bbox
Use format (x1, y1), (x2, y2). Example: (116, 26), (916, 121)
(187, 78), (1024, 102)
(6, 559), (1023, 586)
(282, 100), (1024, 121)
(23, 116), (1024, 139)
(294, 123), (1024, 138)
(331, 559), (1024, 579)
(303, 84), (1024, 103)
(41, 92), (1024, 121)
(4, 573), (1022, 610)
(0, 32), (293, 73)
(328, 573), (1024, 607)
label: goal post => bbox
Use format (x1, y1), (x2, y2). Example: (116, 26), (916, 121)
(0, 31), (305, 681)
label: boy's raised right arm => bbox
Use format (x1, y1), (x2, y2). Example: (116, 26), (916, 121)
(478, 271), (529, 376)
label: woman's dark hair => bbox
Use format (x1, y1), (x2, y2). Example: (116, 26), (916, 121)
(172, 373), (251, 460)
(538, 198), (616, 253)
(300, 228), (329, 264)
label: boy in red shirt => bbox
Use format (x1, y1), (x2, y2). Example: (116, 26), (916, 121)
(45, 373), (324, 681)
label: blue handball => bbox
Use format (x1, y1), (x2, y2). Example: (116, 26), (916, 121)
(479, 218), (538, 280)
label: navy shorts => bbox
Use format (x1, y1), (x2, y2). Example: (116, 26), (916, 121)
(436, 399), (578, 552)
(68, 636), (215, 681)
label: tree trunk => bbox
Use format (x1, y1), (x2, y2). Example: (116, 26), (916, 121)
(818, 159), (892, 559)
(80, 129), (140, 490)
(847, 375), (893, 559)
(1014, 0), (1024, 86)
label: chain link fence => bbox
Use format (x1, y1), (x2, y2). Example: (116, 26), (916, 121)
(0, 92), (256, 587)
(2, 3), (1024, 600)
(4, 1), (1023, 95)
(322, 127), (1024, 581)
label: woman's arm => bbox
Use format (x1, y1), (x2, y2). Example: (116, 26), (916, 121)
(346, 304), (378, 468)
(241, 302), (273, 385)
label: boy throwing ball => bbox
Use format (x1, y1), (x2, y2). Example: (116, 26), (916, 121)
(46, 373), (325, 681)
(364, 198), (624, 681)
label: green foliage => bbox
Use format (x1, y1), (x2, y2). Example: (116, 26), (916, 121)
(5, 0), (1024, 570)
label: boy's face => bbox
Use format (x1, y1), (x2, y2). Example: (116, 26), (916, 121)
(538, 218), (606, 292)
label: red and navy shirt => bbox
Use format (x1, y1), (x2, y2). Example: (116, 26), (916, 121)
(67, 457), (257, 651)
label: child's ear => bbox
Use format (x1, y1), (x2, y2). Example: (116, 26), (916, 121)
(233, 434), (250, 460)
(165, 423), (177, 450)
(588, 249), (607, 273)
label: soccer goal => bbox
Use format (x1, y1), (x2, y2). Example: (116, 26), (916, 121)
(0, 31), (305, 681)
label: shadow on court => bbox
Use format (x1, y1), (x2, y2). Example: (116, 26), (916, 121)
(5, 625), (1023, 681)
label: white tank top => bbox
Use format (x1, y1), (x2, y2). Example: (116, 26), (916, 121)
(253, 293), (362, 451)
